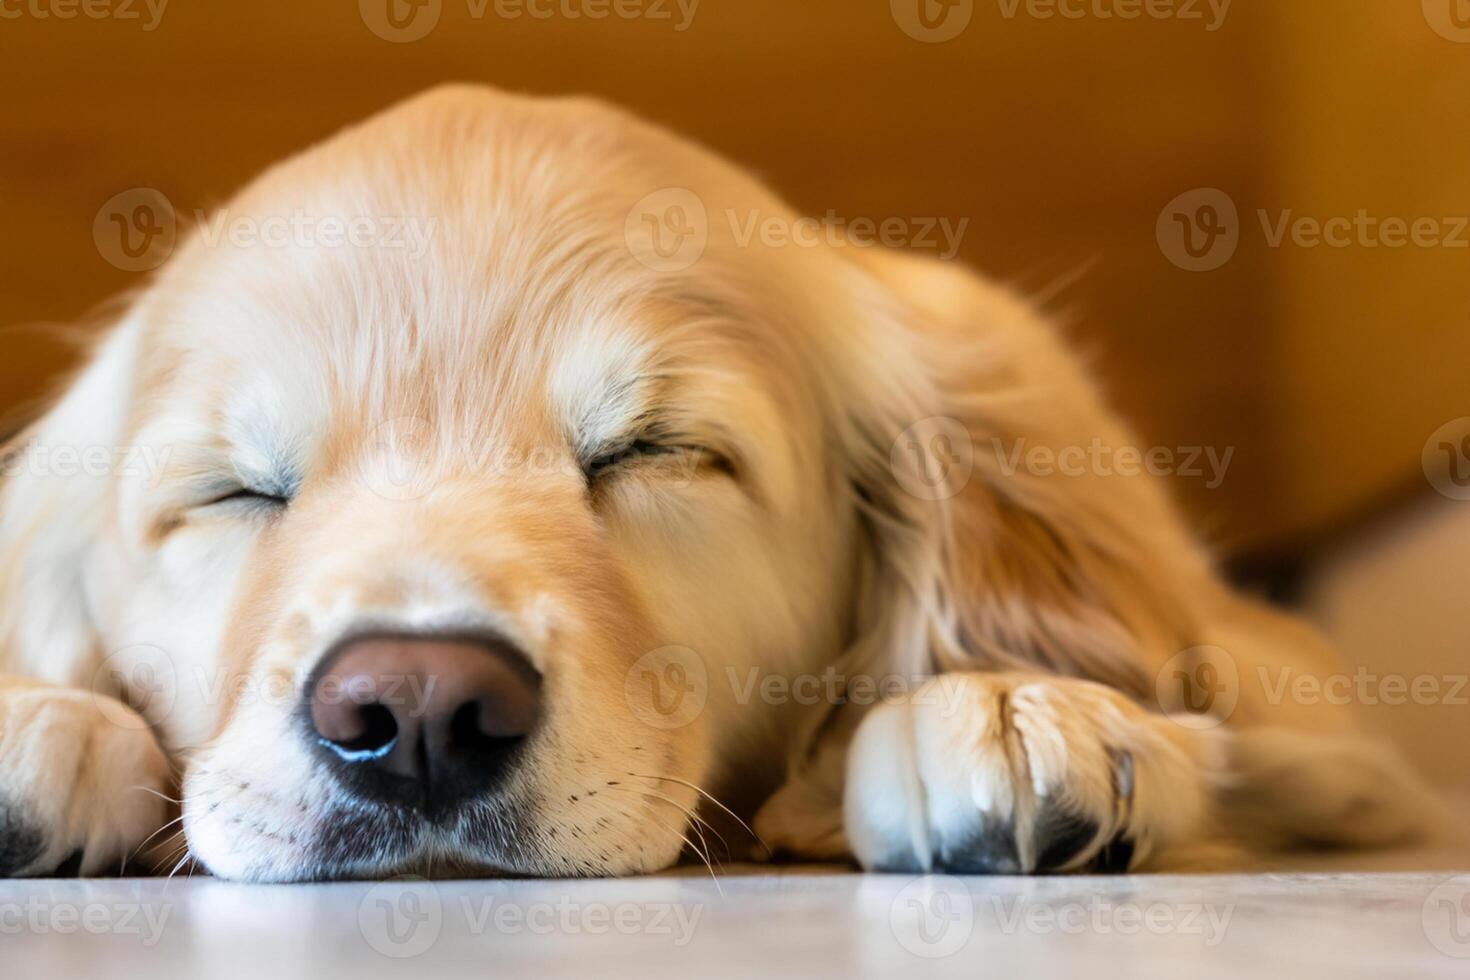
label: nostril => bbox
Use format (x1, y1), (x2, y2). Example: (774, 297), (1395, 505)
(449, 699), (526, 754)
(321, 702), (400, 761)
(450, 701), (486, 748)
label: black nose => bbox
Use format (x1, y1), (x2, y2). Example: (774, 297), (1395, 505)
(307, 633), (541, 815)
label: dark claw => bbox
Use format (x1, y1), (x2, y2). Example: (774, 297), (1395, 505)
(49, 848), (87, 878)
(1025, 747), (1139, 875)
(1033, 808), (1103, 873)
(0, 800), (46, 877)
(1091, 835), (1137, 873)
(935, 820), (1021, 874)
(1087, 748), (1138, 872)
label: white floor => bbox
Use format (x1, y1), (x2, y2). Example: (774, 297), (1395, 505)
(6, 863), (1470, 979)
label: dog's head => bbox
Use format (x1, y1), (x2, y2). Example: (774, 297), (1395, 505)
(0, 86), (1179, 880)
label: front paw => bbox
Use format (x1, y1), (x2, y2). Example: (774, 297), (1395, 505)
(0, 681), (172, 876)
(843, 672), (1215, 874)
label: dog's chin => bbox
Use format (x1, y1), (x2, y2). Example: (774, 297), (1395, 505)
(181, 795), (543, 882)
(183, 790), (681, 882)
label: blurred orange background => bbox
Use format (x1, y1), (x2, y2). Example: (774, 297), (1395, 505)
(1, 0), (1466, 561)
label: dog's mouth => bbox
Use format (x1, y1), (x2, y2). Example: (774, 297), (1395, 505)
(180, 790), (554, 882)
(296, 802), (536, 881)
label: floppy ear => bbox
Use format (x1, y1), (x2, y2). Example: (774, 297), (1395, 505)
(0, 310), (144, 686)
(754, 251), (1218, 855)
(835, 250), (1214, 697)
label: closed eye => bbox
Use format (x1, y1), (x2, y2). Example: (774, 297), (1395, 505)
(582, 439), (732, 485)
(582, 440), (681, 482)
(203, 487), (291, 510)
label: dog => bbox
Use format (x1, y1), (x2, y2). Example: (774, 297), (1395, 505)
(0, 85), (1441, 881)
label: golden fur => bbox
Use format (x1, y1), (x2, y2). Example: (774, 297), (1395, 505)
(0, 86), (1442, 880)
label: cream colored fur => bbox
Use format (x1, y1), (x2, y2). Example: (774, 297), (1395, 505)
(0, 85), (1442, 880)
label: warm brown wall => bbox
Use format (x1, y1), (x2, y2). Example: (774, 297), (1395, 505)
(1265, 1), (1470, 547)
(1, 0), (1466, 552)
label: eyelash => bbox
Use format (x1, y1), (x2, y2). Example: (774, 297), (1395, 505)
(584, 441), (738, 490)
(582, 440), (681, 482)
(206, 487), (291, 510)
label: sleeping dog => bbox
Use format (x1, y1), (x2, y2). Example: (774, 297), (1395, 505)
(0, 85), (1439, 880)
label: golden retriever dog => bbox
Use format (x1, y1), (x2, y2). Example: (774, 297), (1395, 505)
(0, 85), (1442, 881)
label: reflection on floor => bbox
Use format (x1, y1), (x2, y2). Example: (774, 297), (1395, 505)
(6, 842), (1470, 980)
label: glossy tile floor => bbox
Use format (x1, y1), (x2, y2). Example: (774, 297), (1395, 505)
(6, 857), (1470, 979)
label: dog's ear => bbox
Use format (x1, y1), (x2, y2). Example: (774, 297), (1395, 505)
(0, 311), (144, 685)
(831, 251), (1214, 700)
(753, 252), (1221, 855)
